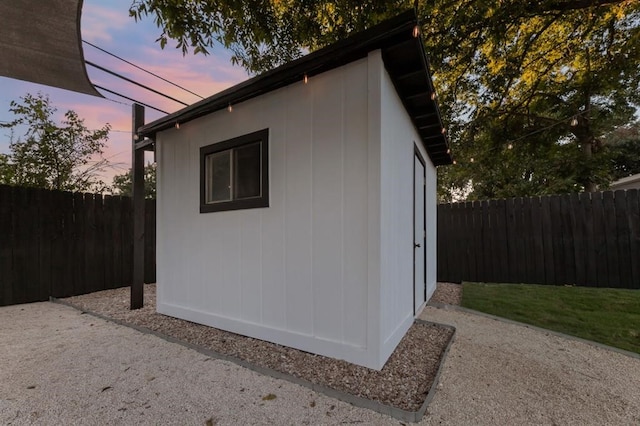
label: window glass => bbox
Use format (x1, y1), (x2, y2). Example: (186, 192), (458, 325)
(234, 142), (261, 199)
(200, 128), (269, 213)
(206, 150), (231, 203)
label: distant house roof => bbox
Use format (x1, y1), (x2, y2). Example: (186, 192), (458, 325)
(610, 173), (640, 191)
(0, 0), (101, 97)
(138, 10), (452, 166)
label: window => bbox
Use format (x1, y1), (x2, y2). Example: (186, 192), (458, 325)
(200, 129), (269, 213)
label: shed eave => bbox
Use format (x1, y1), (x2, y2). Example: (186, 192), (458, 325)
(138, 9), (452, 165)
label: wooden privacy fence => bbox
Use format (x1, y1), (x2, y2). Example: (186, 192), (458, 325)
(437, 189), (640, 289)
(0, 185), (156, 306)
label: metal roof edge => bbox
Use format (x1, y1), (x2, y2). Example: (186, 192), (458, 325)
(138, 9), (452, 165)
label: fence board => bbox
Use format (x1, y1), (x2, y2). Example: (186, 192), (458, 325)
(494, 199), (508, 283)
(560, 194), (576, 285)
(471, 200), (483, 281)
(112, 196), (125, 287)
(0, 186), (14, 306)
(504, 198), (516, 283)
(93, 194), (106, 292)
(102, 195), (115, 289)
(540, 196), (554, 285)
(529, 197), (545, 284)
(145, 198), (157, 283)
(84, 193), (98, 293)
(591, 192), (608, 286)
(437, 190), (638, 289)
(626, 190), (640, 289)
(121, 197), (133, 287)
(437, 204), (446, 282)
(602, 192), (620, 287)
(480, 200), (492, 283)
(37, 189), (53, 297)
(0, 186), (157, 306)
(614, 191), (632, 288)
(570, 193), (586, 286)
(514, 198), (528, 283)
(579, 192), (597, 287)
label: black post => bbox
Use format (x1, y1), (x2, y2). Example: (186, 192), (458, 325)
(131, 103), (145, 309)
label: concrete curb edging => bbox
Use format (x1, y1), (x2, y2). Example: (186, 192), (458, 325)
(52, 297), (455, 423)
(427, 301), (640, 361)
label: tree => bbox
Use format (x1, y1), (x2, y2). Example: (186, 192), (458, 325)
(112, 162), (157, 198)
(0, 93), (112, 192)
(605, 121), (640, 182)
(131, 0), (640, 199)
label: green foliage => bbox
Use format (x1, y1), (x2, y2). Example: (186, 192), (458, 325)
(604, 121), (640, 182)
(112, 162), (157, 198)
(434, 0), (640, 199)
(0, 93), (112, 192)
(462, 282), (640, 354)
(130, 0), (640, 199)
(129, 0), (407, 74)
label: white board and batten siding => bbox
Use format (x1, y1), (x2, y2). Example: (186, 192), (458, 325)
(377, 53), (438, 363)
(156, 50), (438, 369)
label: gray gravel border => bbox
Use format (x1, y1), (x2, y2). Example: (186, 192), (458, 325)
(53, 297), (456, 422)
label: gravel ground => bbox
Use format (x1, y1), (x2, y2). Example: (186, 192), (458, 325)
(2, 282), (639, 425)
(62, 284), (454, 413)
(429, 282), (461, 306)
(419, 306), (640, 425)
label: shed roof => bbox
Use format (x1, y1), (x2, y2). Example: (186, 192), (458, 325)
(0, 0), (101, 97)
(138, 10), (452, 166)
(610, 173), (640, 190)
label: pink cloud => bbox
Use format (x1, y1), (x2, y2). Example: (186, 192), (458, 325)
(81, 4), (129, 44)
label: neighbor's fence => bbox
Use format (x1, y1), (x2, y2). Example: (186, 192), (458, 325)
(0, 185), (156, 306)
(437, 189), (640, 289)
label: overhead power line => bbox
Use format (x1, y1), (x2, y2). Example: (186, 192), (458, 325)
(83, 40), (204, 100)
(86, 60), (189, 107)
(93, 85), (169, 115)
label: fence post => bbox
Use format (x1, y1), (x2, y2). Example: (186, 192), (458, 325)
(131, 103), (145, 309)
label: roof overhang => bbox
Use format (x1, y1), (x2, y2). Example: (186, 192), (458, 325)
(138, 10), (452, 166)
(0, 0), (101, 97)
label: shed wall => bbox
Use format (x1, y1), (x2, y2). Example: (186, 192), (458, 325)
(155, 51), (438, 369)
(377, 55), (438, 362)
(156, 58), (376, 366)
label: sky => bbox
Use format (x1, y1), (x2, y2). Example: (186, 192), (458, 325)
(0, 0), (249, 183)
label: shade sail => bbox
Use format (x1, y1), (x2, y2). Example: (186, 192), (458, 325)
(0, 0), (102, 97)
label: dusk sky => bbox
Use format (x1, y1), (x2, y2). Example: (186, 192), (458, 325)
(0, 0), (249, 182)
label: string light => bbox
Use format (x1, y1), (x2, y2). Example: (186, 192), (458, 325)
(507, 143), (513, 150)
(446, 148), (451, 154)
(441, 127), (447, 134)
(303, 73), (308, 84)
(570, 116), (578, 127)
(430, 92), (437, 101)
(228, 103), (233, 112)
(133, 134), (139, 140)
(470, 157), (474, 163)
(453, 159), (457, 165)
(412, 25), (421, 38)
(175, 122), (180, 129)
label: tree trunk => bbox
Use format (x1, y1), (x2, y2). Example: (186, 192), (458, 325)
(582, 138), (597, 192)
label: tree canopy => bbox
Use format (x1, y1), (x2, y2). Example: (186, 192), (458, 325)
(0, 93), (112, 192)
(131, 0), (640, 200)
(112, 162), (157, 198)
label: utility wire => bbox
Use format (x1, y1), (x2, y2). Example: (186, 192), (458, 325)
(93, 85), (169, 115)
(83, 40), (205, 100)
(86, 60), (189, 107)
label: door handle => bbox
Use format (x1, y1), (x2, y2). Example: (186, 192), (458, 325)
(414, 243), (421, 248)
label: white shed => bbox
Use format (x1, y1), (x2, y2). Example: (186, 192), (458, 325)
(138, 11), (452, 370)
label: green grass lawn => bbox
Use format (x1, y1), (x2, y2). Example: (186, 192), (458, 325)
(461, 282), (640, 354)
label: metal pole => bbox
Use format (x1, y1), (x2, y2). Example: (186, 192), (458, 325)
(131, 103), (145, 309)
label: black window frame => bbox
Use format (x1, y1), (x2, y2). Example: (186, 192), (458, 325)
(200, 128), (269, 213)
